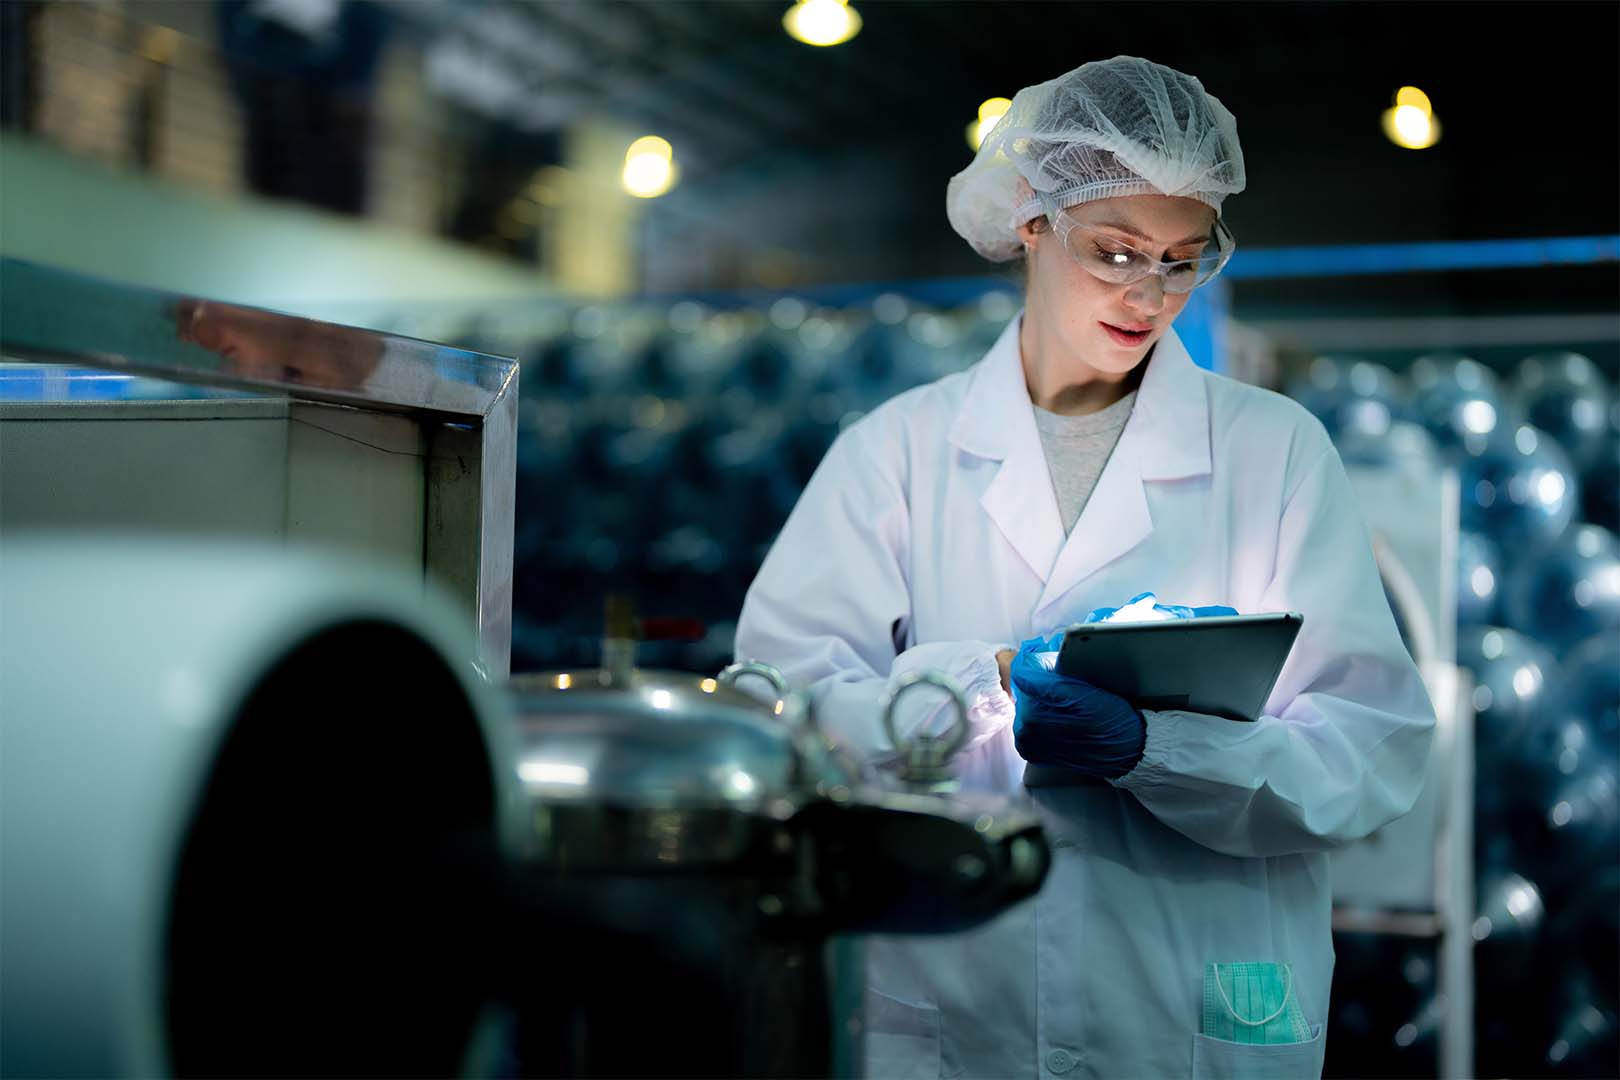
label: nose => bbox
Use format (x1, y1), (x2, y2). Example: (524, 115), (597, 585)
(1123, 272), (1167, 316)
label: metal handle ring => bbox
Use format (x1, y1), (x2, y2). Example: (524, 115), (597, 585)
(718, 660), (813, 730)
(880, 669), (970, 770)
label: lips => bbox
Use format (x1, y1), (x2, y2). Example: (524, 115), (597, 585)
(1100, 322), (1153, 346)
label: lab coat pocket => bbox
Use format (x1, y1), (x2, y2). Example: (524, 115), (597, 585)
(865, 987), (941, 1080)
(1191, 1024), (1325, 1080)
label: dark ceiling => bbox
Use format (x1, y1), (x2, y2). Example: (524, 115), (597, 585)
(391, 3), (1617, 231)
(379, 0), (1620, 297)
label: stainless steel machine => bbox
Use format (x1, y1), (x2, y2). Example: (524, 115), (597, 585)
(0, 263), (1052, 1078)
(0, 541), (526, 1077)
(502, 643), (1049, 1078)
(0, 257), (519, 676)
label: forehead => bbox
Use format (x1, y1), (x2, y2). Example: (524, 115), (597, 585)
(1064, 194), (1216, 243)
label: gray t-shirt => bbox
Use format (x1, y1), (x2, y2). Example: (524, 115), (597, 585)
(1032, 390), (1137, 534)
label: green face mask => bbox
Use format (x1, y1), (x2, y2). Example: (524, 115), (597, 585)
(1202, 962), (1312, 1045)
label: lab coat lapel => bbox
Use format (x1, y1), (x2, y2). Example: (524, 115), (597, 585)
(1036, 329), (1212, 619)
(949, 318), (1065, 583)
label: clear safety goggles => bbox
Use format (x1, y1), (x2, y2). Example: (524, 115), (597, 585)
(1039, 194), (1236, 295)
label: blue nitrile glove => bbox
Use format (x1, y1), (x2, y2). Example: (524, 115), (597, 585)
(1009, 635), (1146, 779)
(1082, 591), (1240, 624)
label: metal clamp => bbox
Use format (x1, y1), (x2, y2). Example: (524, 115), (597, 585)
(718, 660), (813, 729)
(880, 670), (970, 787)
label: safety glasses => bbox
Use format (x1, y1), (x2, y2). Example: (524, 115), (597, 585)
(1039, 195), (1236, 294)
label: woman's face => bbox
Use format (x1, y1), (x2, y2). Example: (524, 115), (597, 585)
(1019, 194), (1217, 377)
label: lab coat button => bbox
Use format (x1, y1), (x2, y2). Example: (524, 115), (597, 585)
(1046, 1048), (1075, 1074)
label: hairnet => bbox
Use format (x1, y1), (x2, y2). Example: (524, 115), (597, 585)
(946, 56), (1246, 262)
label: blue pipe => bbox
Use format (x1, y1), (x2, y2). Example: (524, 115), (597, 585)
(1222, 235), (1619, 280)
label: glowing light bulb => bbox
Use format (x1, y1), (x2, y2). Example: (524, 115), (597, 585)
(967, 96), (1013, 150)
(1382, 86), (1441, 150)
(783, 0), (862, 47)
(622, 135), (678, 198)
(1395, 86), (1434, 114)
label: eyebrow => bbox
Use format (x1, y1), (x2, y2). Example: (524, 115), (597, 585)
(1091, 218), (1210, 248)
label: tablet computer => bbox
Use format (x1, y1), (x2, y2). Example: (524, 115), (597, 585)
(1054, 612), (1304, 723)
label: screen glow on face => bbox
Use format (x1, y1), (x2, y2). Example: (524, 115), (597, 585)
(1051, 211), (1234, 295)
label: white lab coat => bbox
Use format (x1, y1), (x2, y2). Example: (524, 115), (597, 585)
(735, 317), (1435, 1079)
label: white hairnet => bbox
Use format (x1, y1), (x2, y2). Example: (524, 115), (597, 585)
(947, 56), (1246, 262)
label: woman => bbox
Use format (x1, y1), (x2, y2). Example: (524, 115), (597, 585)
(736, 56), (1434, 1078)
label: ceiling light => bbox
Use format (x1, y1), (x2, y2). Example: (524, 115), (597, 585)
(622, 135), (678, 198)
(1382, 86), (1440, 150)
(784, 0), (862, 47)
(966, 96), (1012, 150)
(1395, 86), (1433, 114)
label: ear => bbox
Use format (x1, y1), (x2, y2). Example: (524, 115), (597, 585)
(1012, 176), (1046, 252)
(1015, 216), (1042, 251)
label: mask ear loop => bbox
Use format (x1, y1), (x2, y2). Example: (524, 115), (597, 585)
(1211, 963), (1294, 1027)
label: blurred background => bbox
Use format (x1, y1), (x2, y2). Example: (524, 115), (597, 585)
(1, 1), (1616, 1077)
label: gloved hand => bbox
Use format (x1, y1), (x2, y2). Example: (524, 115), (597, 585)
(1009, 635), (1146, 779)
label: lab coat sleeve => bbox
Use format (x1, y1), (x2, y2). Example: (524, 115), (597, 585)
(1111, 447), (1436, 858)
(735, 421), (1015, 766)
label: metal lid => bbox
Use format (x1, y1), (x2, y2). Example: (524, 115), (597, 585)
(506, 662), (826, 869)
(507, 662), (814, 809)
(504, 661), (1054, 923)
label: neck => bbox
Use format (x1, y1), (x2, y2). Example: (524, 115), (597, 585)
(1018, 309), (1145, 416)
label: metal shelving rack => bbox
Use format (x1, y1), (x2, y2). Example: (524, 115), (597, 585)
(1329, 460), (1473, 1078)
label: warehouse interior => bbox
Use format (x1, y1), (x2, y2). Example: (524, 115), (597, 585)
(2, 2), (1616, 1077)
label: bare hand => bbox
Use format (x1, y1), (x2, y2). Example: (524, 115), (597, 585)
(997, 647), (1017, 696)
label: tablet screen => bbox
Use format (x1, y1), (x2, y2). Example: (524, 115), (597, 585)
(1055, 613), (1303, 722)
